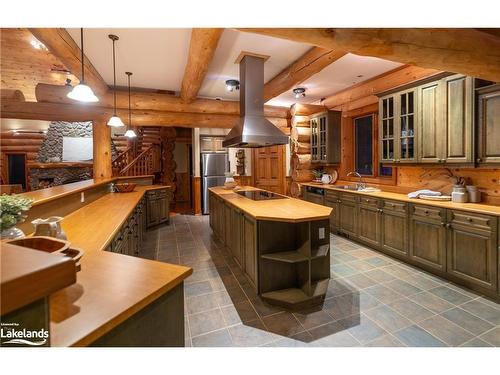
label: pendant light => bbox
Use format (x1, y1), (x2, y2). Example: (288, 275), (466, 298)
(67, 28), (99, 102)
(124, 72), (136, 138)
(107, 34), (124, 127)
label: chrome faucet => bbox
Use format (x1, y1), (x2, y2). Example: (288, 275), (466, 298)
(347, 171), (366, 190)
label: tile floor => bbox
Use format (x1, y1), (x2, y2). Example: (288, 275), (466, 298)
(139, 214), (500, 347)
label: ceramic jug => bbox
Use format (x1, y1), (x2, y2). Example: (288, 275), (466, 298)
(32, 216), (67, 240)
(321, 174), (333, 184)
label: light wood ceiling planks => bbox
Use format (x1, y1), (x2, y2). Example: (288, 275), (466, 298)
(0, 28), (79, 101)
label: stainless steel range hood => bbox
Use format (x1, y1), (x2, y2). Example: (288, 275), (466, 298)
(223, 55), (289, 148)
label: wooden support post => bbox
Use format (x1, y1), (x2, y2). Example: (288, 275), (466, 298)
(92, 119), (112, 180)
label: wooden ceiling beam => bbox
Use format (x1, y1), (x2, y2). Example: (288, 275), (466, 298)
(28, 28), (109, 95)
(263, 47), (347, 102)
(35, 83), (290, 118)
(1, 100), (288, 129)
(321, 65), (442, 109)
(237, 28), (500, 82)
(180, 28), (224, 103)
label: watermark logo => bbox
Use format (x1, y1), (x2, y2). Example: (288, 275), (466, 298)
(1, 322), (49, 346)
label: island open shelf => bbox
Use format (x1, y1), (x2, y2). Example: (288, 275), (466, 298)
(208, 186), (332, 309)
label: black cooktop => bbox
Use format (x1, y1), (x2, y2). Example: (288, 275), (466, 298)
(236, 190), (287, 201)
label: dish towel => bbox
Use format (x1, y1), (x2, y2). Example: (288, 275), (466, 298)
(407, 190), (442, 199)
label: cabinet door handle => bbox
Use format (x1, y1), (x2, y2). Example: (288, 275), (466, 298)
(446, 223), (451, 229)
(476, 158), (482, 163)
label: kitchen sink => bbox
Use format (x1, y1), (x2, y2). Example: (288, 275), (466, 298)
(334, 185), (382, 193)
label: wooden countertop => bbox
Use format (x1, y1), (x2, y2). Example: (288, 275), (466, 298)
(301, 182), (500, 216)
(43, 185), (191, 347)
(1, 244), (76, 315)
(21, 175), (155, 206)
(209, 186), (332, 222)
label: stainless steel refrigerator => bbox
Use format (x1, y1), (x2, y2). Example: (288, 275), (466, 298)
(201, 153), (229, 214)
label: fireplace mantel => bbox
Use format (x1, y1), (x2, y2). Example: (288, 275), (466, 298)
(28, 162), (93, 169)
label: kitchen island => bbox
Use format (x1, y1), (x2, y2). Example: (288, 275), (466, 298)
(8, 177), (192, 347)
(209, 186), (332, 309)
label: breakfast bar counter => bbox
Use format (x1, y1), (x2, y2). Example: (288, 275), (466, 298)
(12, 179), (192, 347)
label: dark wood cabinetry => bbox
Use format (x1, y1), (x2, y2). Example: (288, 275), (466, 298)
(409, 205), (447, 272)
(324, 190), (340, 233)
(380, 200), (408, 258)
(477, 84), (500, 164)
(447, 210), (498, 291)
(310, 111), (341, 164)
(209, 189), (331, 308)
(303, 185), (500, 300)
(339, 193), (358, 237)
(146, 188), (171, 228)
(357, 197), (382, 248)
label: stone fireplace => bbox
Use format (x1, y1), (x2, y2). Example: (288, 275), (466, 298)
(28, 121), (117, 190)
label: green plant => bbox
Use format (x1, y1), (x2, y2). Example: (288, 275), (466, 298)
(0, 194), (33, 231)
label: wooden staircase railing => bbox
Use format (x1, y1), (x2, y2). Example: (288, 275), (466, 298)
(119, 144), (161, 177)
(112, 146), (134, 176)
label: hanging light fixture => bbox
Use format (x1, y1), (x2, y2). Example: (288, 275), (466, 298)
(67, 28), (99, 102)
(107, 34), (124, 127)
(293, 87), (306, 99)
(124, 72), (136, 138)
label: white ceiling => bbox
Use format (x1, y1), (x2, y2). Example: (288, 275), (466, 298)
(267, 54), (403, 107)
(197, 29), (310, 101)
(65, 29), (403, 108)
(66, 28), (192, 90)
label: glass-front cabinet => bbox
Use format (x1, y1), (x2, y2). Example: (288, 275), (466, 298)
(310, 111), (341, 164)
(311, 117), (319, 162)
(379, 88), (417, 163)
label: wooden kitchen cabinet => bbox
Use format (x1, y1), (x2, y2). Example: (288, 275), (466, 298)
(418, 75), (474, 164)
(379, 88), (418, 163)
(357, 197), (382, 248)
(409, 204), (447, 272)
(447, 210), (498, 291)
(380, 200), (409, 259)
(324, 190), (340, 233)
(338, 193), (358, 238)
(146, 188), (171, 228)
(477, 84), (500, 164)
(310, 110), (341, 164)
(230, 207), (244, 267)
(243, 214), (257, 288)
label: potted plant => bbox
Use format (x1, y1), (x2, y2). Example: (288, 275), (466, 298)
(312, 169), (323, 183)
(0, 194), (33, 239)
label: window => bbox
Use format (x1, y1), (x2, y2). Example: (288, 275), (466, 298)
(354, 115), (373, 175)
(353, 114), (392, 178)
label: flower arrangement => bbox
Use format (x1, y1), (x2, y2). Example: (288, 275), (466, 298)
(0, 194), (33, 231)
(312, 169), (324, 182)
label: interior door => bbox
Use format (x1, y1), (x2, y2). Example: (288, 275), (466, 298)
(252, 145), (285, 194)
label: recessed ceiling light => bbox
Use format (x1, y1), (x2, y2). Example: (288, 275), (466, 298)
(215, 97), (222, 101)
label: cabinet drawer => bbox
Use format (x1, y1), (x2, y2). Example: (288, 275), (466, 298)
(339, 192), (358, 204)
(449, 210), (495, 232)
(411, 204), (445, 221)
(358, 196), (380, 208)
(383, 200), (407, 214)
(325, 190), (339, 201)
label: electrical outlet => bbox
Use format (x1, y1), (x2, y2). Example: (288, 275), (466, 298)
(319, 227), (325, 240)
(81, 192), (85, 203)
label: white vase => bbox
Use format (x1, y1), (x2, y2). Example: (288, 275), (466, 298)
(1, 226), (25, 239)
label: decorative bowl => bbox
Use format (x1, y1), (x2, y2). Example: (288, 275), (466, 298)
(115, 183), (136, 193)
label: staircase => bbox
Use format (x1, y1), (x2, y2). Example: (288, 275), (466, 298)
(112, 127), (162, 178)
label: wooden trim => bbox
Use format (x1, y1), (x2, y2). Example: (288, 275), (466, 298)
(29, 28), (109, 95)
(237, 28), (500, 82)
(180, 29), (223, 103)
(192, 176), (201, 215)
(234, 51), (270, 64)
